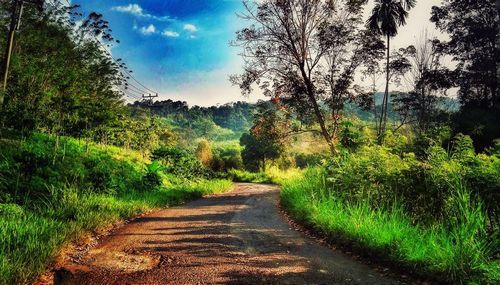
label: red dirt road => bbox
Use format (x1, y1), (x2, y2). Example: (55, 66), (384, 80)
(54, 183), (399, 285)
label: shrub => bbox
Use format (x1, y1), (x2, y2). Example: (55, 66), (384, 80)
(152, 146), (209, 179)
(0, 133), (234, 285)
(323, 139), (500, 224)
(141, 161), (163, 190)
(212, 141), (244, 171)
(339, 120), (363, 150)
(0, 203), (24, 219)
(195, 139), (213, 168)
(294, 153), (326, 168)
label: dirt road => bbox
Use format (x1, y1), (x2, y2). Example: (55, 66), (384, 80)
(54, 183), (399, 285)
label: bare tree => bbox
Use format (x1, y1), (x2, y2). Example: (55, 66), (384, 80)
(231, 0), (383, 154)
(393, 30), (453, 133)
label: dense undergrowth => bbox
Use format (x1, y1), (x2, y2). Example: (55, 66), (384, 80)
(0, 133), (232, 285)
(281, 136), (500, 284)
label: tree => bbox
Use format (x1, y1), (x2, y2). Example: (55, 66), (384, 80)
(430, 0), (499, 149)
(232, 0), (384, 154)
(0, 3), (125, 140)
(240, 102), (287, 171)
(392, 32), (453, 133)
(196, 139), (213, 168)
(366, 0), (416, 141)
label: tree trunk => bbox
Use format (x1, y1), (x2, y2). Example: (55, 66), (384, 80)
(299, 66), (336, 155)
(379, 35), (390, 143)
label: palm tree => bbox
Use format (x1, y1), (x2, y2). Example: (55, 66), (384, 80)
(367, 0), (416, 142)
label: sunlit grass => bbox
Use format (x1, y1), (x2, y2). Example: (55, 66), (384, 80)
(281, 169), (499, 284)
(228, 166), (302, 185)
(0, 179), (232, 285)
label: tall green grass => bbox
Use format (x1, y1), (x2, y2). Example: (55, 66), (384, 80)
(0, 179), (232, 285)
(281, 168), (499, 284)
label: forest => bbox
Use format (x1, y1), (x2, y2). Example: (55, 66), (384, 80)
(0, 0), (498, 284)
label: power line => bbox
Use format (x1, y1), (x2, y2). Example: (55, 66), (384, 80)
(49, 0), (160, 99)
(122, 86), (145, 97)
(118, 86), (142, 98)
(123, 81), (149, 95)
(118, 89), (142, 101)
(58, 0), (159, 96)
(94, 39), (159, 95)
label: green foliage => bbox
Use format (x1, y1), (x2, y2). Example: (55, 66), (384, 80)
(133, 100), (253, 133)
(0, 203), (24, 219)
(141, 161), (163, 190)
(294, 153), (326, 168)
(212, 141), (244, 171)
(339, 120), (363, 150)
(195, 139), (213, 168)
(0, 133), (147, 202)
(240, 102), (288, 171)
(430, 0), (500, 151)
(152, 146), (210, 179)
(0, 5), (125, 138)
(325, 134), (500, 223)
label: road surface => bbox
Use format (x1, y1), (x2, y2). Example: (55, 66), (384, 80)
(54, 183), (399, 285)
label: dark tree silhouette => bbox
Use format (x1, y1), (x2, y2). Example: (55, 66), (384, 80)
(430, 0), (499, 149)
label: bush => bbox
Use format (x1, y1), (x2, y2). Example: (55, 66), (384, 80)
(0, 203), (24, 219)
(294, 153), (326, 168)
(212, 140), (244, 171)
(228, 167), (302, 185)
(324, 135), (500, 224)
(152, 146), (210, 179)
(141, 161), (163, 190)
(195, 139), (213, 168)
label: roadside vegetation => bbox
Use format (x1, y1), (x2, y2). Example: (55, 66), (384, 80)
(281, 132), (499, 284)
(0, 133), (232, 284)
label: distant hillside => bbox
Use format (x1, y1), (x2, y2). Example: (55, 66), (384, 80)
(129, 93), (460, 133)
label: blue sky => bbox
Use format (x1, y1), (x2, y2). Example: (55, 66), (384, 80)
(69, 0), (442, 106)
(70, 0), (257, 106)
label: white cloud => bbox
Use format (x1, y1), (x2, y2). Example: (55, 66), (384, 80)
(112, 3), (173, 22)
(112, 4), (143, 15)
(183, 24), (198, 32)
(162, 30), (180, 38)
(140, 24), (156, 35)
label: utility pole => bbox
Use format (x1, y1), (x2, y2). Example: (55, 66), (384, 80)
(0, 0), (43, 108)
(142, 93), (158, 106)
